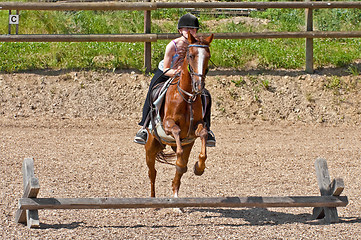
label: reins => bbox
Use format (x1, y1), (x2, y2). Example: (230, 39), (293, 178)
(177, 81), (196, 104)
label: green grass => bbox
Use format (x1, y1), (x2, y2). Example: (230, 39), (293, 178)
(347, 64), (360, 76)
(0, 42), (144, 72)
(314, 38), (361, 68)
(0, 4), (361, 72)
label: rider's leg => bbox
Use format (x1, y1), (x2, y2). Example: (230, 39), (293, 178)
(134, 69), (170, 145)
(202, 89), (216, 147)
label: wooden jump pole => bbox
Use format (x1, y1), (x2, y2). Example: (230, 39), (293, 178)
(19, 196), (347, 210)
(15, 158), (348, 228)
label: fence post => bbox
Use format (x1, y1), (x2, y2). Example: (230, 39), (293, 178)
(305, 0), (314, 73)
(8, 10), (11, 34)
(144, 0), (152, 73)
(16, 10), (19, 34)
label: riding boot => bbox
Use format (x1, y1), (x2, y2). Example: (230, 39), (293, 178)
(201, 89), (216, 147)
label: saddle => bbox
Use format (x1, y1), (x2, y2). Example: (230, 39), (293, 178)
(148, 78), (207, 146)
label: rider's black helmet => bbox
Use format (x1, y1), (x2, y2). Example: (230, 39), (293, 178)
(177, 13), (199, 29)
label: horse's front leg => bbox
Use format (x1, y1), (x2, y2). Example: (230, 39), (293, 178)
(194, 123), (208, 176)
(163, 118), (190, 198)
(172, 143), (194, 199)
(163, 119), (187, 175)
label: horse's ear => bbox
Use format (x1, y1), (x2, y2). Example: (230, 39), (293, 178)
(205, 34), (214, 44)
(187, 31), (197, 44)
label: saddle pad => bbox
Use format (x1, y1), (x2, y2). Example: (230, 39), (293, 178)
(149, 81), (179, 144)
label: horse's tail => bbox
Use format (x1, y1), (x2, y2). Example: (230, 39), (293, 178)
(155, 150), (176, 166)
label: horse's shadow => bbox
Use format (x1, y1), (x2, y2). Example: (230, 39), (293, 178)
(189, 208), (311, 226)
(36, 208), (361, 229)
(188, 207), (361, 226)
(38, 221), (85, 229)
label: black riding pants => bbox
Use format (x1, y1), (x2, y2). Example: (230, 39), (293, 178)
(139, 69), (169, 126)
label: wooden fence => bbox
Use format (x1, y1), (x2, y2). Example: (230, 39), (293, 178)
(1, 1), (361, 73)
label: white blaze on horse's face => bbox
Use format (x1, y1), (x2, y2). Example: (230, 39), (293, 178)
(197, 47), (206, 78)
(190, 46), (209, 93)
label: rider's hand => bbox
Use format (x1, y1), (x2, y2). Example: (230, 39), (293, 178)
(174, 65), (182, 75)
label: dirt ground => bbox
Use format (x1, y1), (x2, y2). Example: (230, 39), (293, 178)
(1, 68), (361, 239)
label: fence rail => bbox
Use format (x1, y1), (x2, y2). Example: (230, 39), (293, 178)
(1, 31), (360, 42)
(1, 1), (361, 73)
(1, 1), (361, 10)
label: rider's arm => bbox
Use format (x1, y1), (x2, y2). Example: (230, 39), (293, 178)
(163, 42), (181, 77)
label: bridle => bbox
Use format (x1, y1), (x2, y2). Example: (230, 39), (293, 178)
(177, 44), (210, 104)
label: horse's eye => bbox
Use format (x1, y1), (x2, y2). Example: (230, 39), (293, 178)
(189, 54), (195, 60)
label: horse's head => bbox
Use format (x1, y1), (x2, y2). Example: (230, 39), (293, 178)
(186, 32), (214, 94)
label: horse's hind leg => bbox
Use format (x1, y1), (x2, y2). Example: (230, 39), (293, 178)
(145, 133), (163, 198)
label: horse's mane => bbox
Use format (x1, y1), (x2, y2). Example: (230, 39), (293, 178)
(172, 36), (210, 70)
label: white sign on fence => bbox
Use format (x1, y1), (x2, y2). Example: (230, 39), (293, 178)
(9, 15), (19, 25)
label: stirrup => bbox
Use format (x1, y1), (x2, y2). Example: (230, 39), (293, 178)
(134, 128), (148, 145)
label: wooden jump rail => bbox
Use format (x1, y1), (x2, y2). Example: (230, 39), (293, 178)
(15, 158), (348, 228)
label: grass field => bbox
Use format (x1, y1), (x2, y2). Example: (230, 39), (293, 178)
(0, 1), (360, 72)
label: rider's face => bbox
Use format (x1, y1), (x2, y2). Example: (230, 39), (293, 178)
(179, 27), (197, 37)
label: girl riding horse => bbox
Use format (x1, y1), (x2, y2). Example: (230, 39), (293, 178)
(145, 30), (214, 198)
(134, 13), (216, 147)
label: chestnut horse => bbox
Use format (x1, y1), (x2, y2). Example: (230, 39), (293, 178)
(145, 32), (214, 198)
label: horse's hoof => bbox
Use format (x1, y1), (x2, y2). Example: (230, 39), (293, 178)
(176, 165), (188, 174)
(193, 162), (204, 176)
